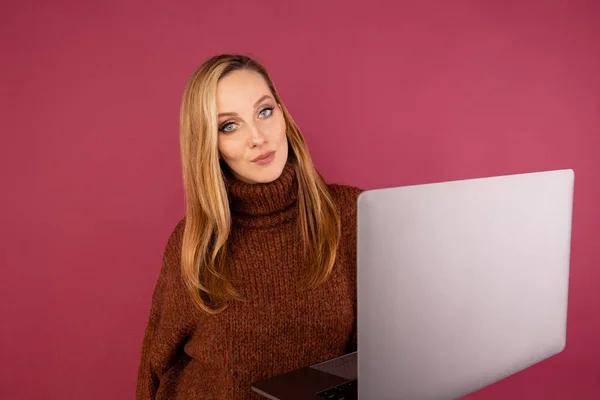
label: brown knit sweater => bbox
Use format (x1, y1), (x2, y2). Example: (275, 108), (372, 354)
(136, 161), (362, 399)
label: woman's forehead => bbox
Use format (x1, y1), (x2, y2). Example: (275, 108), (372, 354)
(216, 70), (271, 114)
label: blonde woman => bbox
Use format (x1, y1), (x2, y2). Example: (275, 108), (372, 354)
(136, 54), (362, 399)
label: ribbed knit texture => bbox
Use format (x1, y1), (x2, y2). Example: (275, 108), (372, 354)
(136, 161), (362, 400)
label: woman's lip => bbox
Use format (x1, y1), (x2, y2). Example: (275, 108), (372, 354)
(252, 151), (275, 162)
(253, 151), (276, 165)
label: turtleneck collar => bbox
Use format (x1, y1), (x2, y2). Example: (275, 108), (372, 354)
(224, 160), (298, 228)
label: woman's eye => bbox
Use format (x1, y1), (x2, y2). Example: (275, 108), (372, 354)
(219, 122), (237, 133)
(259, 107), (274, 118)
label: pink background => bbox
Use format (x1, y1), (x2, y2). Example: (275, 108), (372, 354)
(1, 0), (599, 398)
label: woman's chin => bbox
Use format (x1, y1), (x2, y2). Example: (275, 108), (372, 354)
(248, 165), (285, 184)
(230, 163), (283, 184)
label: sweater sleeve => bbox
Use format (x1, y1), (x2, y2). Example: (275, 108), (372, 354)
(136, 219), (196, 400)
(329, 184), (364, 354)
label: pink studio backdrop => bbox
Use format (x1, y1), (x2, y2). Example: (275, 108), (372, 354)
(1, 0), (599, 399)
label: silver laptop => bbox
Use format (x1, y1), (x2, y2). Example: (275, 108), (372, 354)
(252, 168), (574, 399)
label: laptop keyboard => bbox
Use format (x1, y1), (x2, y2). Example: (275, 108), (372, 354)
(316, 380), (357, 399)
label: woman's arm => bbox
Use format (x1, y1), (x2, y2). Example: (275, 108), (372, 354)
(330, 184), (363, 354)
(136, 219), (194, 399)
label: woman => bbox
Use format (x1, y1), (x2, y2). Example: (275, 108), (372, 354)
(136, 54), (362, 399)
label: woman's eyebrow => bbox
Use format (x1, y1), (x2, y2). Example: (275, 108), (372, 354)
(253, 94), (271, 107)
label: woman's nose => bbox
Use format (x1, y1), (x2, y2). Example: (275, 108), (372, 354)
(248, 124), (267, 147)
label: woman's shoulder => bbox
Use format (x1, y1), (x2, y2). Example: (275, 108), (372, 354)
(160, 217), (186, 265)
(168, 217), (187, 244)
(327, 183), (364, 216)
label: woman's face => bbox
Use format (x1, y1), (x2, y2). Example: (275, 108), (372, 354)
(215, 69), (288, 184)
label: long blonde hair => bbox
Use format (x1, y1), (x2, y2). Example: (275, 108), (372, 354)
(179, 54), (340, 314)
